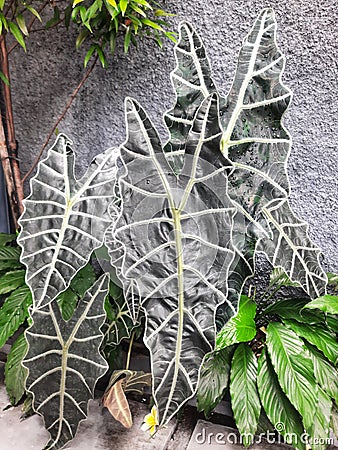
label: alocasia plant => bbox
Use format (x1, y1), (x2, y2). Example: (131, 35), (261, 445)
(164, 9), (327, 316)
(8, 8), (330, 450)
(23, 274), (109, 450)
(18, 134), (118, 310)
(106, 95), (236, 425)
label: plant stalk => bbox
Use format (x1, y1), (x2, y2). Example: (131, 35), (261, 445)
(125, 331), (135, 371)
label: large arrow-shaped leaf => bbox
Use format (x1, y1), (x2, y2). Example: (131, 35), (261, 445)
(18, 134), (118, 309)
(163, 9), (326, 304)
(23, 274), (109, 450)
(106, 94), (235, 425)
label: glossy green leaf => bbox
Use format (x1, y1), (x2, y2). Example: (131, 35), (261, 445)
(306, 343), (338, 403)
(107, 0), (117, 7)
(9, 21), (26, 50)
(18, 134), (118, 310)
(141, 18), (162, 30)
(0, 269), (26, 295)
(304, 295), (338, 315)
(0, 246), (22, 270)
(230, 343), (260, 446)
(308, 388), (332, 450)
(284, 319), (338, 365)
(257, 348), (305, 450)
(0, 70), (9, 86)
(23, 275), (109, 450)
(84, 45), (96, 67)
(216, 295), (256, 350)
(69, 263), (96, 297)
(266, 322), (318, 431)
(105, 95), (235, 426)
(0, 285), (32, 348)
(124, 27), (131, 53)
(197, 347), (233, 418)
(5, 333), (28, 405)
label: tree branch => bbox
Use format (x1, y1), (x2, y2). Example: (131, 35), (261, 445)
(23, 55), (99, 182)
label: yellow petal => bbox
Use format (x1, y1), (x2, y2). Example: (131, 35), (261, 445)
(141, 422), (151, 432)
(149, 425), (157, 436)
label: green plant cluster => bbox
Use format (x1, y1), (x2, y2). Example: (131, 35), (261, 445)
(197, 270), (338, 449)
(1, 0), (176, 67)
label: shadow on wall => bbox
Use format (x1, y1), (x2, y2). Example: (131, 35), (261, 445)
(0, 164), (10, 233)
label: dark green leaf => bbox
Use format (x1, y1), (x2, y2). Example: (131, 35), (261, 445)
(266, 322), (318, 431)
(304, 295), (338, 315)
(5, 333), (28, 405)
(96, 46), (106, 67)
(216, 295), (256, 350)
(8, 22), (26, 51)
(0, 285), (32, 347)
(0, 269), (26, 295)
(326, 315), (338, 333)
(257, 348), (305, 450)
(284, 319), (338, 364)
(197, 347), (233, 418)
(0, 246), (22, 270)
(306, 343), (338, 403)
(269, 267), (300, 290)
(0, 233), (15, 246)
(70, 263), (96, 296)
(124, 27), (131, 53)
(262, 298), (324, 324)
(76, 28), (90, 48)
(230, 343), (260, 446)
(84, 45), (96, 67)
(56, 289), (78, 321)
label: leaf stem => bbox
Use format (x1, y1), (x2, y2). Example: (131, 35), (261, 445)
(125, 331), (135, 371)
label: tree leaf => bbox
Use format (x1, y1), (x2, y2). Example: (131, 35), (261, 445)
(119, 0), (128, 15)
(141, 18), (162, 30)
(8, 21), (26, 50)
(230, 343), (260, 446)
(5, 333), (28, 405)
(25, 5), (42, 22)
(105, 95), (235, 426)
(23, 274), (109, 450)
(0, 246), (22, 270)
(283, 319), (338, 365)
(197, 347), (233, 418)
(0, 285), (32, 348)
(306, 343), (338, 403)
(266, 322), (318, 431)
(18, 134), (118, 310)
(124, 27), (131, 53)
(0, 269), (26, 295)
(216, 295), (256, 350)
(303, 295), (338, 315)
(257, 347), (305, 450)
(16, 14), (28, 36)
(103, 379), (132, 428)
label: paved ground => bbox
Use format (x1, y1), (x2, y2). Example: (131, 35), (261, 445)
(1, 362), (337, 450)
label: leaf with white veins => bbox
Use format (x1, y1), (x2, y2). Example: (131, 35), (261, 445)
(106, 94), (235, 425)
(18, 134), (118, 309)
(23, 274), (109, 450)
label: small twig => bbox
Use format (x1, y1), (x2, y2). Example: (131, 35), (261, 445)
(23, 55), (99, 182)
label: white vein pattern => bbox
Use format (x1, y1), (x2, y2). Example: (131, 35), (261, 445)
(18, 134), (118, 309)
(164, 9), (327, 312)
(23, 275), (109, 450)
(106, 95), (235, 426)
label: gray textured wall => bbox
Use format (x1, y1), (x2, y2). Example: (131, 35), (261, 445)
(10, 0), (338, 271)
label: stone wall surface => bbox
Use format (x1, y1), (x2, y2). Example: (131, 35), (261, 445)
(9, 0), (338, 271)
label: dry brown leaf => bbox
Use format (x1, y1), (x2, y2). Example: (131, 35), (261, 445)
(103, 379), (133, 428)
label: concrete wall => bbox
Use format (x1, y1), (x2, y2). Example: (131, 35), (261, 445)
(9, 0), (338, 271)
